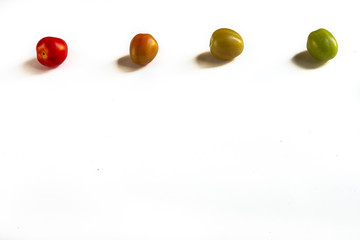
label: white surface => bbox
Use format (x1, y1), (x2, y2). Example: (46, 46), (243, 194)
(1, 0), (360, 239)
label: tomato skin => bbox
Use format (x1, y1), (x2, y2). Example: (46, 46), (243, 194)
(210, 28), (244, 60)
(36, 37), (68, 67)
(129, 34), (158, 65)
(306, 28), (338, 61)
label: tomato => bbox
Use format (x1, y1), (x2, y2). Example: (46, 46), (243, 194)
(306, 28), (338, 61)
(36, 37), (68, 67)
(129, 33), (158, 65)
(210, 28), (244, 60)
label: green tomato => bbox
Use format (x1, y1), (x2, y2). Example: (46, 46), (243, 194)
(210, 28), (244, 60)
(306, 28), (338, 61)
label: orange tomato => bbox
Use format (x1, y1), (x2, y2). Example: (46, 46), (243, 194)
(129, 33), (158, 65)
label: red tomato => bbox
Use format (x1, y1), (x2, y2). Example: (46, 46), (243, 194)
(36, 37), (68, 68)
(129, 33), (158, 65)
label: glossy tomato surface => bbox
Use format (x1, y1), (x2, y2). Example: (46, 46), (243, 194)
(210, 28), (244, 60)
(129, 34), (158, 65)
(306, 28), (338, 61)
(36, 37), (68, 67)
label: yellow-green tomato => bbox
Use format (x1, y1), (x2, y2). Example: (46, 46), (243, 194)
(210, 28), (244, 60)
(306, 28), (338, 61)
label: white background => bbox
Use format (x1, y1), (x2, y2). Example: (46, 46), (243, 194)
(1, 0), (360, 239)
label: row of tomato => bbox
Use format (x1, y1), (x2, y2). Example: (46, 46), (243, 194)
(36, 28), (338, 68)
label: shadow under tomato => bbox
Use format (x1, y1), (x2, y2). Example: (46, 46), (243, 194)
(292, 51), (327, 69)
(116, 55), (143, 72)
(23, 58), (52, 74)
(195, 51), (232, 68)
